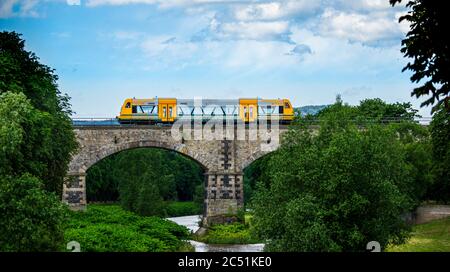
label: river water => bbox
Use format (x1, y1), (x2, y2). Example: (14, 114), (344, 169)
(167, 215), (265, 252)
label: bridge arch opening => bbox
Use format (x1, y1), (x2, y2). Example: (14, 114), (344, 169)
(84, 146), (207, 218)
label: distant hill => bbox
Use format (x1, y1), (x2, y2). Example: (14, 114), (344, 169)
(295, 105), (329, 116)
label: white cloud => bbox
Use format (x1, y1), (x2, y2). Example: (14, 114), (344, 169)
(217, 20), (290, 40)
(140, 35), (199, 65)
(85, 0), (242, 8)
(316, 9), (404, 45)
(66, 0), (80, 5)
(86, 0), (156, 7)
(337, 0), (393, 11)
(289, 27), (403, 74)
(395, 11), (411, 34)
(134, 33), (300, 71)
(0, 0), (40, 18)
(234, 0), (320, 21)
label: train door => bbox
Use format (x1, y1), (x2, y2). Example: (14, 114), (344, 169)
(239, 99), (258, 123)
(158, 98), (177, 122)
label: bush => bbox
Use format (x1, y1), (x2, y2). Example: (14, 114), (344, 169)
(196, 223), (259, 244)
(0, 174), (67, 252)
(64, 224), (168, 252)
(64, 204), (192, 252)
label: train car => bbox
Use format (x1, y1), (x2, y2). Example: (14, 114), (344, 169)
(117, 97), (294, 124)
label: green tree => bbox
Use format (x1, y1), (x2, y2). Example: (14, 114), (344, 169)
(0, 31), (77, 195)
(0, 174), (67, 252)
(358, 98), (419, 121)
(390, 1), (449, 112)
(427, 106), (450, 203)
(388, 122), (432, 204)
(243, 154), (272, 205)
(251, 106), (415, 252)
(135, 172), (166, 217)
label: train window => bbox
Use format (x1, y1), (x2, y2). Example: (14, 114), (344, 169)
(141, 105), (155, 114)
(169, 107), (173, 118)
(258, 106), (264, 114)
(132, 105), (137, 113)
(285, 102), (290, 108)
(279, 106), (284, 114)
(263, 105), (275, 114)
(203, 105), (216, 115)
(250, 106), (253, 118)
(192, 107), (203, 116)
(223, 105), (236, 116)
(178, 105), (189, 116)
(125, 102), (131, 108)
(163, 106), (167, 117)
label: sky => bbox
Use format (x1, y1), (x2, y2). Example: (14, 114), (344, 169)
(0, 0), (432, 117)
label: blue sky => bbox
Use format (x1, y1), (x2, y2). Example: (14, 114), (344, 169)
(0, 0), (432, 117)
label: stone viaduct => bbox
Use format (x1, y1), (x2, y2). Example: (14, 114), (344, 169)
(64, 123), (288, 225)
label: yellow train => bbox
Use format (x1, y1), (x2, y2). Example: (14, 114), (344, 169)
(117, 97), (294, 124)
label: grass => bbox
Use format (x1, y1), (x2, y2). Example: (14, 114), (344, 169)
(387, 217), (450, 252)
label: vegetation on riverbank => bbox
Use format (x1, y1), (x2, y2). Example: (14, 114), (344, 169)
(64, 204), (193, 252)
(194, 222), (260, 245)
(193, 213), (261, 245)
(387, 217), (450, 252)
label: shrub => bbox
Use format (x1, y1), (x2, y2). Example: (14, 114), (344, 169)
(0, 174), (67, 252)
(197, 223), (259, 244)
(64, 204), (191, 252)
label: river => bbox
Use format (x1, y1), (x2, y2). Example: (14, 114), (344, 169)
(167, 215), (265, 252)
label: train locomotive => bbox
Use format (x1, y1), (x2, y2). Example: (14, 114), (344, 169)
(117, 97), (294, 124)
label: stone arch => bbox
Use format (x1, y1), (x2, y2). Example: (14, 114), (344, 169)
(241, 149), (276, 171)
(68, 139), (210, 174)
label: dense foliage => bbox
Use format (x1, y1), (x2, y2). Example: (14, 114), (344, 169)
(86, 148), (204, 216)
(245, 98), (429, 207)
(0, 31), (77, 194)
(166, 201), (203, 217)
(0, 32), (76, 252)
(0, 174), (67, 252)
(426, 106), (450, 203)
(244, 155), (272, 204)
(249, 98), (431, 252)
(390, 0), (449, 111)
(316, 97), (419, 122)
(64, 205), (192, 252)
(196, 222), (259, 245)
